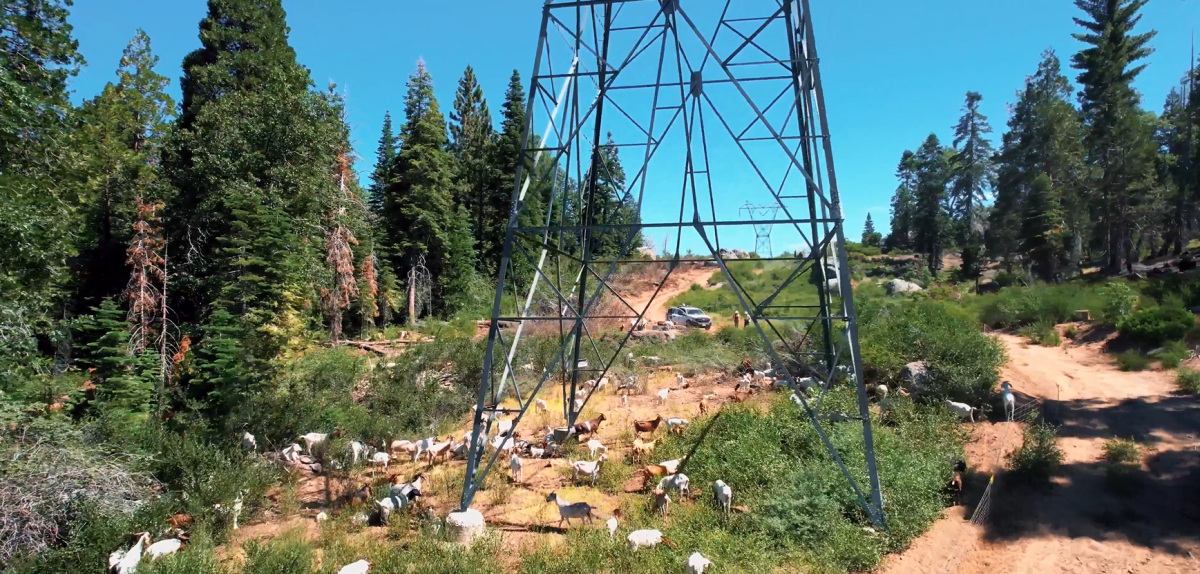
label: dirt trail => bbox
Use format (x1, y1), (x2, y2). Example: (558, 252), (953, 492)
(622, 264), (715, 323)
(883, 329), (1200, 574)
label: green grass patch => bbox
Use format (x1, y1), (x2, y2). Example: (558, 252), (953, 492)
(1176, 368), (1200, 394)
(666, 260), (820, 322)
(969, 283), (1107, 329)
(1101, 438), (1141, 465)
(1115, 350), (1151, 372)
(1018, 321), (1061, 346)
(1153, 340), (1190, 369)
(1118, 303), (1196, 347)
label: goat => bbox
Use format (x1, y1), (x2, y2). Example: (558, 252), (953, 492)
(621, 393), (628, 407)
(349, 484), (372, 507)
(873, 384), (889, 399)
(945, 399), (978, 423)
(545, 492), (595, 528)
(573, 398), (584, 412)
(657, 472), (690, 497)
(369, 451), (390, 476)
(411, 436), (438, 462)
(167, 513), (192, 530)
(607, 516), (619, 538)
(315, 511), (328, 527)
(633, 415), (664, 437)
(496, 418), (514, 438)
(350, 441), (370, 466)
(951, 459), (967, 505)
(653, 488), (672, 516)
(534, 398), (548, 414)
(337, 560), (372, 574)
(298, 428), (342, 454)
(666, 417), (689, 435)
(627, 529), (666, 551)
(638, 464), (670, 481)
(698, 397), (710, 416)
(631, 438), (657, 463)
(1001, 381), (1015, 422)
(596, 377), (609, 391)
(573, 413), (607, 437)
(585, 439), (608, 459)
(529, 446), (546, 458)
(490, 435), (516, 456)
(109, 532), (150, 574)
(510, 453), (524, 483)
(687, 552), (713, 574)
(729, 390), (751, 403)
(213, 491), (244, 530)
(241, 431), (257, 452)
(657, 387), (670, 405)
(712, 480), (732, 515)
(570, 454), (607, 486)
(144, 537), (184, 560)
(425, 440), (453, 464)
(676, 372), (689, 389)
(377, 492), (418, 525)
(659, 459), (681, 475)
(390, 439), (415, 456)
(281, 443), (302, 463)
(391, 473), (423, 501)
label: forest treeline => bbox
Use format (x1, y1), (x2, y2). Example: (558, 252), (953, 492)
(0, 0), (643, 422)
(885, 0), (1194, 283)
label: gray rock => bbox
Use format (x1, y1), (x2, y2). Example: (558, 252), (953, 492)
(885, 279), (924, 295)
(900, 360), (930, 395)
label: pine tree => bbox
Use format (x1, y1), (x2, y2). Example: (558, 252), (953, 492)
(449, 65), (493, 254)
(949, 91), (995, 280)
(861, 214), (881, 247)
(75, 30), (176, 311)
(886, 151), (917, 250)
(382, 60), (459, 318)
(1071, 0), (1157, 273)
(368, 112), (397, 214)
(1158, 86), (1192, 255)
(442, 206), (484, 317)
(485, 70), (533, 274)
(912, 134), (951, 276)
(1021, 174), (1064, 280)
(76, 298), (156, 412)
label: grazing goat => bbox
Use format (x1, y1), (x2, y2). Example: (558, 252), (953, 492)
(281, 443), (302, 463)
(585, 439), (608, 459)
(298, 428), (341, 454)
(653, 488), (672, 516)
(425, 440), (453, 464)
(573, 398), (584, 411)
(659, 459), (681, 475)
(315, 511), (328, 526)
(627, 529), (665, 551)
(241, 431), (257, 452)
(534, 398), (548, 414)
(213, 492), (244, 530)
(607, 516), (619, 538)
(529, 446), (546, 459)
(144, 537), (184, 560)
(496, 418), (514, 437)
(377, 493), (418, 525)
(657, 388), (670, 405)
(573, 413), (607, 437)
(1001, 381), (1015, 422)
(337, 560), (372, 574)
(621, 393), (628, 407)
(945, 399), (978, 423)
(570, 454), (607, 486)
(639, 464), (670, 481)
(698, 397), (710, 416)
(596, 377), (609, 391)
(349, 484), (372, 507)
(713, 480), (732, 515)
(631, 437), (657, 463)
(510, 453), (524, 483)
(666, 417), (689, 435)
(687, 552), (713, 574)
(633, 415), (665, 437)
(657, 473), (690, 497)
(350, 441), (370, 466)
(390, 439), (415, 456)
(411, 436), (438, 462)
(391, 473), (423, 501)
(545, 492), (595, 528)
(167, 513), (192, 530)
(109, 532), (150, 574)
(369, 451), (390, 475)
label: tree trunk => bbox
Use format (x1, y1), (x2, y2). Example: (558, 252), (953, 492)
(407, 268), (416, 327)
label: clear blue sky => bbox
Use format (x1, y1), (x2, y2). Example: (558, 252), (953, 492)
(68, 0), (1198, 250)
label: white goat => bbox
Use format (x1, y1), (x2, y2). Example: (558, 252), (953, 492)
(534, 398), (548, 414)
(510, 453), (524, 483)
(585, 439), (608, 459)
(1001, 381), (1016, 422)
(369, 451), (390, 475)
(315, 511), (328, 527)
(350, 441), (370, 466)
(110, 532), (150, 574)
(412, 436), (438, 462)
(573, 398), (584, 411)
(626, 528), (664, 551)
(665, 417), (689, 435)
(606, 516), (619, 538)
(712, 480), (732, 515)
(659, 458), (681, 475)
(945, 399), (978, 423)
(571, 454), (607, 485)
(596, 377), (609, 391)
(752, 370), (766, 382)
(545, 492), (595, 528)
(657, 388), (670, 405)
(657, 472), (690, 497)
(337, 560), (372, 574)
(687, 552), (713, 574)
(241, 431), (257, 451)
(213, 491), (245, 530)
(676, 372), (689, 389)
(654, 489), (672, 516)
(496, 418), (514, 437)
(144, 537), (183, 560)
(298, 432), (331, 454)
(377, 494), (413, 525)
(281, 443), (302, 463)
(529, 446), (546, 458)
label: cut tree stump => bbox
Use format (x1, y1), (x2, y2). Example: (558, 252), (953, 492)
(1074, 310), (1091, 322)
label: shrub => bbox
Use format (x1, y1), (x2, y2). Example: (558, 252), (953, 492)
(1117, 303), (1196, 346)
(1115, 351), (1151, 372)
(242, 535), (315, 574)
(1101, 438), (1140, 465)
(1099, 282), (1138, 326)
(994, 270), (1020, 288)
(1018, 321), (1061, 346)
(1063, 325), (1078, 339)
(1006, 415), (1063, 485)
(1176, 368), (1200, 394)
(974, 283), (1104, 329)
(1153, 340), (1190, 369)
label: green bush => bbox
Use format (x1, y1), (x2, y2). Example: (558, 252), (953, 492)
(1115, 351), (1151, 372)
(1176, 368), (1200, 394)
(1063, 325), (1078, 339)
(974, 283), (1104, 329)
(994, 270), (1020, 288)
(858, 301), (1006, 406)
(1153, 340), (1190, 369)
(242, 535), (315, 574)
(1101, 438), (1140, 465)
(1117, 303), (1196, 346)
(1006, 415), (1063, 485)
(1099, 282), (1138, 325)
(1018, 321), (1061, 346)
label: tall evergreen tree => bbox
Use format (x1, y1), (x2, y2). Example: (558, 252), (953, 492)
(485, 70), (534, 275)
(382, 60), (459, 318)
(449, 65), (493, 255)
(368, 111), (397, 214)
(912, 135), (951, 276)
(886, 151), (917, 250)
(74, 30), (176, 312)
(1021, 174), (1064, 280)
(861, 213), (881, 246)
(1157, 86), (1192, 255)
(949, 91), (995, 279)
(1071, 0), (1157, 273)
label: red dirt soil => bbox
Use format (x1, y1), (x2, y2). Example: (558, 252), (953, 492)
(882, 329), (1200, 574)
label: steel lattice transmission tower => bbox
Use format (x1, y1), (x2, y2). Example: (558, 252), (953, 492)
(462, 0), (885, 527)
(741, 202), (782, 257)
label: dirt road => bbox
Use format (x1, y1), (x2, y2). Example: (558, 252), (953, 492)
(622, 264), (715, 323)
(883, 329), (1200, 574)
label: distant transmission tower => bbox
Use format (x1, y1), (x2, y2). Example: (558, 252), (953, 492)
(741, 202), (782, 257)
(462, 0), (885, 528)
